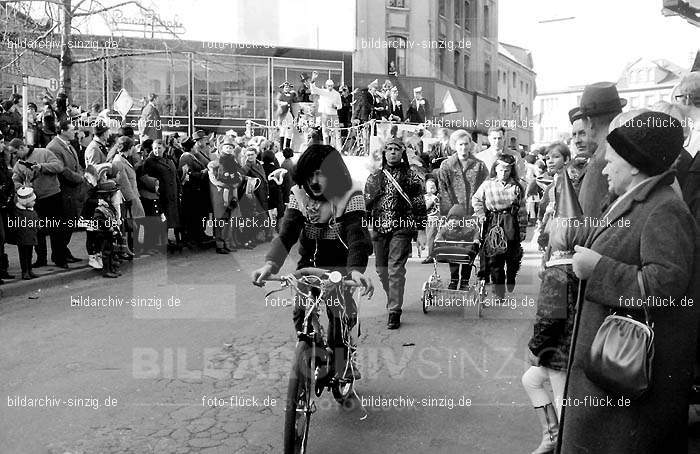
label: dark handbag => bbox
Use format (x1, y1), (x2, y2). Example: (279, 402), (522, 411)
(584, 272), (654, 400)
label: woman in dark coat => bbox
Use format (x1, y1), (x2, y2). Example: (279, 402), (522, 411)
(143, 139), (180, 251)
(562, 111), (698, 454)
(238, 146), (269, 248)
(260, 146), (284, 234)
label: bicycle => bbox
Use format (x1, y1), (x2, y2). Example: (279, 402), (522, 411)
(262, 267), (364, 454)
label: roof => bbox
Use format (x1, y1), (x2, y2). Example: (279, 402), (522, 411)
(616, 57), (686, 88)
(499, 42), (535, 70)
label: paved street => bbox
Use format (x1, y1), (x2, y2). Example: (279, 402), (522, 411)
(3, 232), (688, 453)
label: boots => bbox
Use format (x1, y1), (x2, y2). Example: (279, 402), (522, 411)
(0, 253), (14, 279)
(531, 403), (558, 454)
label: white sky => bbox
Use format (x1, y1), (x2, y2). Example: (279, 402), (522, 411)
(54, 0), (699, 91)
(498, 0), (699, 91)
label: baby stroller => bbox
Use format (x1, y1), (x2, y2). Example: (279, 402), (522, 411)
(420, 218), (487, 318)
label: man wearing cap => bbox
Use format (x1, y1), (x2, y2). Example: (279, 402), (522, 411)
(562, 110), (698, 453)
(310, 71), (343, 149)
(407, 87), (430, 123)
(365, 138), (427, 329)
(139, 93), (162, 141)
(276, 81), (297, 150)
(576, 82), (626, 218)
(568, 106), (594, 192)
(85, 123), (110, 167)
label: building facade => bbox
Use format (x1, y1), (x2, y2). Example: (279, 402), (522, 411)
(533, 58), (685, 145)
(496, 42), (536, 151)
(0, 34), (351, 135)
(354, 0), (501, 136)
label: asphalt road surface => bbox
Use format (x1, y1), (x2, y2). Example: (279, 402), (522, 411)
(3, 233), (696, 453)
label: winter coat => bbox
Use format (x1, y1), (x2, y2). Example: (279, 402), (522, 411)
(577, 137), (609, 219)
(437, 154), (488, 216)
(364, 164), (427, 234)
(406, 98), (430, 123)
(111, 153), (145, 218)
(14, 208), (38, 246)
(12, 148), (63, 199)
(144, 154), (180, 228)
(179, 149), (211, 213)
(84, 138), (109, 168)
(46, 137), (87, 222)
(139, 103), (162, 140)
(528, 264), (577, 371)
(239, 160), (269, 216)
(560, 170), (698, 454)
(208, 155), (243, 219)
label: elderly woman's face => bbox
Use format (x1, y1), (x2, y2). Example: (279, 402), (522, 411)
(602, 144), (636, 196)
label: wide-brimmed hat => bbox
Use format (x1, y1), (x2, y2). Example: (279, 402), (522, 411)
(579, 82), (627, 117)
(568, 107), (583, 124)
(192, 129), (207, 141)
(606, 111), (684, 176)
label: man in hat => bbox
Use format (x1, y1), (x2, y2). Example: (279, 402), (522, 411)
(179, 130), (212, 247)
(139, 93), (162, 141)
(309, 71), (343, 149)
(276, 81), (297, 150)
(576, 82), (626, 218)
(365, 138), (427, 329)
(296, 73), (311, 103)
(562, 110), (698, 453)
(407, 86), (430, 123)
(85, 122), (110, 167)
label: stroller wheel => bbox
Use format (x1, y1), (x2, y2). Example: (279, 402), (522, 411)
(421, 282), (433, 314)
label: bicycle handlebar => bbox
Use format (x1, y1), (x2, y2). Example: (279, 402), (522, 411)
(262, 267), (363, 288)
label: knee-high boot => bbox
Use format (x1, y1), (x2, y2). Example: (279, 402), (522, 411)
(531, 403), (558, 454)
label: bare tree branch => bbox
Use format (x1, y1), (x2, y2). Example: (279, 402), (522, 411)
(23, 46), (60, 59)
(72, 0), (138, 17)
(71, 49), (179, 64)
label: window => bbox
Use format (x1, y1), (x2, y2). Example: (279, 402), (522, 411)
(526, 82), (529, 93)
(464, 1), (470, 30)
(511, 102), (516, 118)
(388, 0), (405, 7)
(484, 62), (491, 94)
(438, 42), (446, 78)
(630, 71), (637, 84)
(454, 0), (462, 26)
(464, 54), (470, 88)
(387, 36), (407, 75)
(439, 0), (446, 16)
(502, 99), (506, 113)
(524, 107), (529, 120)
(520, 80), (523, 92)
(454, 50), (461, 85)
(483, 4), (490, 37)
(512, 71), (516, 88)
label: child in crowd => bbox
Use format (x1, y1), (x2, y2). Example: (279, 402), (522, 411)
(522, 170), (588, 453)
(93, 180), (122, 278)
(14, 186), (38, 280)
(422, 175), (441, 263)
(434, 204), (480, 289)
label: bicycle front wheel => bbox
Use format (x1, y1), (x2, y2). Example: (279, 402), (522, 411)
(284, 342), (314, 454)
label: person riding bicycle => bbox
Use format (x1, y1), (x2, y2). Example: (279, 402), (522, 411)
(252, 144), (374, 379)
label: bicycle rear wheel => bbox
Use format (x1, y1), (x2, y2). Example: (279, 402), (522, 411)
(284, 342), (314, 454)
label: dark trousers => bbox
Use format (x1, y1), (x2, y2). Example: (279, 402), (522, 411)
(35, 193), (68, 265)
(18, 245), (33, 273)
(449, 264), (472, 285)
(374, 230), (413, 315)
(488, 240), (522, 297)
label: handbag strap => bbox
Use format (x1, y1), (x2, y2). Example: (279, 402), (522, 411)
(636, 270), (653, 328)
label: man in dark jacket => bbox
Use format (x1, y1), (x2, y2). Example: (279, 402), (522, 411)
(365, 138), (427, 329)
(406, 86), (430, 123)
